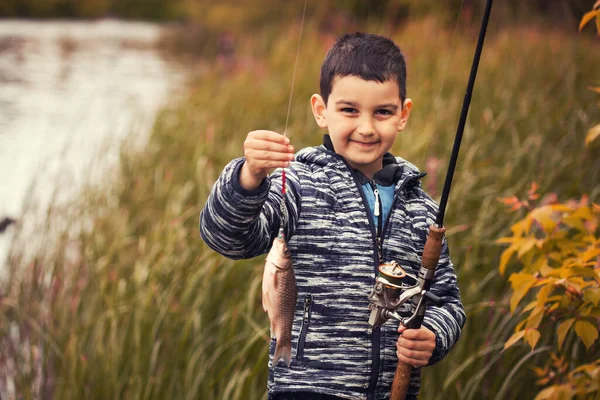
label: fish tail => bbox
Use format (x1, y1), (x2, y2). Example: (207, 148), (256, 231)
(273, 341), (292, 368)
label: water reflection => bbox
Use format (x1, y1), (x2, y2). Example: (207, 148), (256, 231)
(0, 19), (185, 268)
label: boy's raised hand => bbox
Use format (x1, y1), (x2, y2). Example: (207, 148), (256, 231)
(396, 324), (436, 368)
(239, 130), (295, 191)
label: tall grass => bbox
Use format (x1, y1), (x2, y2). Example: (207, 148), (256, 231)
(2, 13), (599, 400)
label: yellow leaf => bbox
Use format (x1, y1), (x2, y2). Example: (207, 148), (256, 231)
(496, 237), (514, 244)
(575, 320), (599, 349)
(516, 319), (527, 332)
(526, 307), (544, 330)
(509, 273), (537, 313)
(525, 328), (541, 349)
(581, 245), (600, 263)
(584, 289), (600, 307)
(548, 204), (573, 213)
(583, 307), (600, 317)
(590, 86), (600, 94)
(523, 300), (537, 312)
(534, 386), (556, 400)
(510, 218), (527, 237)
(518, 237), (538, 258)
(586, 124), (600, 146)
(580, 10), (600, 31)
(557, 318), (575, 351)
(499, 243), (518, 276)
(503, 330), (526, 352)
(595, 0), (600, 10)
(530, 206), (557, 233)
(561, 214), (586, 231)
(536, 284), (551, 306)
(539, 260), (553, 277)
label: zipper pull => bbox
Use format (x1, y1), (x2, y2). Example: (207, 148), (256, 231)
(373, 188), (380, 217)
(303, 297), (312, 322)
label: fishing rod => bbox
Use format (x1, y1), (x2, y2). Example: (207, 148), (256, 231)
(366, 0), (494, 398)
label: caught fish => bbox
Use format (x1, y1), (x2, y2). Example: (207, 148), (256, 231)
(262, 231), (297, 367)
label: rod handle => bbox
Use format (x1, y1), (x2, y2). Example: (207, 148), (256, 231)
(390, 360), (413, 400)
(421, 225), (446, 271)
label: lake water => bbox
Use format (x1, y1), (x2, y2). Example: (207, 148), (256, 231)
(0, 19), (186, 270)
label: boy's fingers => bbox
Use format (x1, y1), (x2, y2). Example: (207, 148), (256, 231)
(399, 326), (435, 341)
(246, 148), (295, 162)
(396, 345), (430, 367)
(248, 130), (290, 145)
(244, 137), (294, 157)
(397, 335), (434, 351)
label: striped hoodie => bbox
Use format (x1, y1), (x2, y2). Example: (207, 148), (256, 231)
(200, 138), (466, 399)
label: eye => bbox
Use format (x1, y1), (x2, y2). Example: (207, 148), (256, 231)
(340, 107), (357, 114)
(375, 109), (393, 116)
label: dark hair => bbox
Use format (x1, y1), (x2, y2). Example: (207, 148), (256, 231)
(320, 32), (407, 106)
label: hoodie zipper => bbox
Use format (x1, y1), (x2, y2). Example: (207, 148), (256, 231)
(335, 156), (425, 397)
(370, 181), (384, 261)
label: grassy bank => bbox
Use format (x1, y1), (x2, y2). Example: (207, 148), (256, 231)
(2, 12), (599, 400)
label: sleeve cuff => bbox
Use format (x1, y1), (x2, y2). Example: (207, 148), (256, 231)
(422, 320), (446, 366)
(230, 159), (270, 197)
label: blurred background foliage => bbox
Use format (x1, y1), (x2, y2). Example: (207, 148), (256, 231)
(0, 0), (596, 27)
(1, 1), (600, 399)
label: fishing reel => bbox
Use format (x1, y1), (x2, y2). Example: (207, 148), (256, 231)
(367, 261), (444, 329)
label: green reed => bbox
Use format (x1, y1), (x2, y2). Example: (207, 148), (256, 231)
(1, 15), (599, 400)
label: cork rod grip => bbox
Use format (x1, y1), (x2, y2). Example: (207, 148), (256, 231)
(390, 361), (412, 400)
(421, 225), (446, 271)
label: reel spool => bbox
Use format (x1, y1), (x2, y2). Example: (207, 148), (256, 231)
(377, 261), (407, 288)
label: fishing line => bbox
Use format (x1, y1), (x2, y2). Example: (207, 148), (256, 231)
(280, 0), (308, 234)
(283, 0), (308, 138)
(420, 0), (465, 170)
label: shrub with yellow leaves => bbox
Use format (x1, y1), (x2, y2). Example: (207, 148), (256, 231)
(498, 183), (600, 399)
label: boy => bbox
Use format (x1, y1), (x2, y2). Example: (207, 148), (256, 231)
(200, 32), (465, 399)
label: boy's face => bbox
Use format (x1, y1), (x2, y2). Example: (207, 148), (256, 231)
(311, 76), (412, 179)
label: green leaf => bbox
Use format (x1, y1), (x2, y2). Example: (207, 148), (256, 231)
(524, 328), (541, 350)
(575, 320), (599, 349)
(557, 318), (575, 351)
(503, 330), (526, 352)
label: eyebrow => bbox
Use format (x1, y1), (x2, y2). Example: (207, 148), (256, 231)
(335, 100), (398, 112)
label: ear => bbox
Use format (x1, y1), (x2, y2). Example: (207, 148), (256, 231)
(397, 98), (413, 131)
(311, 94), (328, 129)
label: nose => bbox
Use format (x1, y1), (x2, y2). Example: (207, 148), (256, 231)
(356, 115), (375, 136)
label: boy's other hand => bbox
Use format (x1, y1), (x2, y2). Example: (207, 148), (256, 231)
(240, 130), (295, 191)
(396, 324), (436, 368)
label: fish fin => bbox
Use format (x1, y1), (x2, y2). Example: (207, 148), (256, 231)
(273, 342), (292, 368)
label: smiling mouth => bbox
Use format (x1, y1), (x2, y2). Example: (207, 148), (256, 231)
(352, 140), (379, 147)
